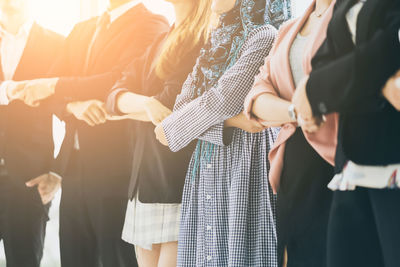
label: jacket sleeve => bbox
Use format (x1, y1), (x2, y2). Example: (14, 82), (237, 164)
(54, 17), (169, 106)
(307, 2), (400, 116)
(161, 26), (276, 152)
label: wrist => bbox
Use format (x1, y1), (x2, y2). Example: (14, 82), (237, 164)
(395, 77), (400, 90)
(288, 104), (297, 122)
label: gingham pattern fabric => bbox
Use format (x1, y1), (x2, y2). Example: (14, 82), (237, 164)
(122, 195), (181, 250)
(162, 25), (279, 267)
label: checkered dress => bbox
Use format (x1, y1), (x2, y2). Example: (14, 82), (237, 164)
(162, 25), (278, 267)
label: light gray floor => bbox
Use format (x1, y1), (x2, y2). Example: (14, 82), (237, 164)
(0, 191), (62, 267)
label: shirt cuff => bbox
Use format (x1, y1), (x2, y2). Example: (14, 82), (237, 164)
(49, 171), (62, 180)
(0, 81), (11, 105)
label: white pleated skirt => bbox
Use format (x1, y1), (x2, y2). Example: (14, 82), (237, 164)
(122, 194), (181, 250)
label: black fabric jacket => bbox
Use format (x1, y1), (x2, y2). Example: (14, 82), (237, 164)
(307, 0), (400, 171)
(51, 5), (169, 200)
(0, 23), (64, 182)
(107, 32), (201, 203)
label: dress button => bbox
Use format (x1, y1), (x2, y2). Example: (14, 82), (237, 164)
(206, 225), (212, 230)
(207, 164), (212, 169)
(206, 195), (212, 200)
(207, 255), (212, 261)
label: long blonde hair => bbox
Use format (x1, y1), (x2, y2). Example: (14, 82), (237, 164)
(155, 1), (213, 79)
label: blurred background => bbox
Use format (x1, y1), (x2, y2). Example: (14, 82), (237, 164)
(0, 0), (311, 266)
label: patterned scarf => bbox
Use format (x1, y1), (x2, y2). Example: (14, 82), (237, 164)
(190, 0), (291, 99)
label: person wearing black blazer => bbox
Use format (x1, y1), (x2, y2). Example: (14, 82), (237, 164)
(291, 0), (400, 266)
(9, 1), (169, 266)
(0, 1), (64, 266)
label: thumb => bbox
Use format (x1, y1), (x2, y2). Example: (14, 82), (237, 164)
(26, 174), (46, 187)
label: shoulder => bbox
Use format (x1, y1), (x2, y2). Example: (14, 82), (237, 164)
(133, 4), (169, 26)
(67, 17), (98, 38)
(33, 23), (65, 44)
(243, 24), (278, 51)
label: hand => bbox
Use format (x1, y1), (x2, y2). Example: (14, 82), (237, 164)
(298, 115), (326, 134)
(5, 80), (28, 102)
(20, 78), (59, 107)
(382, 70), (400, 111)
(67, 100), (108, 126)
(144, 97), (172, 125)
(26, 173), (61, 205)
(292, 76), (313, 120)
(154, 123), (168, 146)
(225, 112), (266, 133)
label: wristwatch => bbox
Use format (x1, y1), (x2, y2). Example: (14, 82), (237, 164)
(288, 104), (297, 122)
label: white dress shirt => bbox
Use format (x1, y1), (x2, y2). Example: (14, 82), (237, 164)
(0, 21), (33, 105)
(109, 0), (142, 23)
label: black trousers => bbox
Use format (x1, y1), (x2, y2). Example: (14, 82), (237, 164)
(0, 173), (50, 267)
(328, 188), (400, 267)
(59, 151), (137, 267)
(277, 129), (334, 267)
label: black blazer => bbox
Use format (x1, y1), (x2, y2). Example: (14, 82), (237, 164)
(307, 0), (400, 171)
(52, 4), (169, 198)
(106, 32), (201, 203)
(0, 23), (64, 181)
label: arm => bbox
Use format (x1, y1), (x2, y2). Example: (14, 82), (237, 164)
(307, 3), (400, 116)
(244, 53), (295, 126)
(161, 26), (277, 152)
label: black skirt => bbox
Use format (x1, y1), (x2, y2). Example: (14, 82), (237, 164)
(277, 129), (333, 267)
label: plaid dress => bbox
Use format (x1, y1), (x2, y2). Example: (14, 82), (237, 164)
(162, 25), (278, 267)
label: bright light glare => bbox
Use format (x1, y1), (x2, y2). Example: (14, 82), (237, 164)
(33, 0), (175, 36)
(32, 0), (81, 35)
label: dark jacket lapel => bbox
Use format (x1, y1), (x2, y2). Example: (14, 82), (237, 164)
(356, 0), (384, 44)
(86, 3), (147, 71)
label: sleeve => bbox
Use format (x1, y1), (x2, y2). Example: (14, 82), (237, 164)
(154, 78), (189, 109)
(0, 81), (10, 105)
(162, 26), (276, 152)
(307, 2), (400, 116)
(153, 50), (198, 109)
(243, 51), (279, 121)
(54, 16), (169, 110)
(105, 55), (145, 115)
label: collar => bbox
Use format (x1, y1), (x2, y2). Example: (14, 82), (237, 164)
(0, 19), (33, 38)
(108, 1), (141, 23)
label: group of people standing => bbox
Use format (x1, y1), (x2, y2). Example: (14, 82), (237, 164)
(0, 0), (398, 266)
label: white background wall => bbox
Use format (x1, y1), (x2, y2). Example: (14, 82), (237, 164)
(0, 0), (312, 266)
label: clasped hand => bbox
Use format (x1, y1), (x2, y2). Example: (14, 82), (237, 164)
(67, 100), (108, 127)
(292, 76), (325, 133)
(6, 78), (58, 107)
(382, 70), (400, 111)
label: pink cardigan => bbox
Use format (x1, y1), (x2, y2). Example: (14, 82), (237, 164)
(244, 0), (338, 194)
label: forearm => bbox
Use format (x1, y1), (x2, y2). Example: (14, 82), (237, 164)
(252, 93), (294, 125)
(117, 92), (150, 116)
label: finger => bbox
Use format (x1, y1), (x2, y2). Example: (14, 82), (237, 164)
(82, 114), (96, 127)
(91, 106), (107, 123)
(87, 109), (105, 125)
(26, 175), (46, 187)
